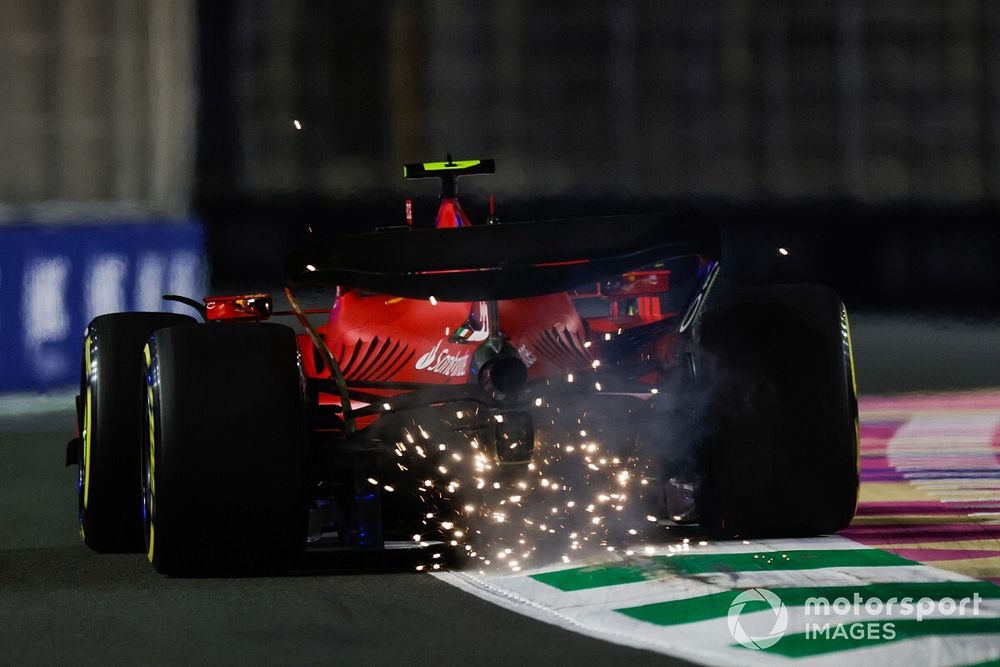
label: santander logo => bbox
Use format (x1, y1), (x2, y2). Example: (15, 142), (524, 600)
(415, 339), (471, 377)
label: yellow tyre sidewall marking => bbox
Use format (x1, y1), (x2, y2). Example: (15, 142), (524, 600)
(844, 307), (861, 457)
(144, 343), (156, 563)
(843, 306), (862, 516)
(83, 334), (93, 511)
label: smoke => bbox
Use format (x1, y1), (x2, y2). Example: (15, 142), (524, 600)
(371, 359), (715, 574)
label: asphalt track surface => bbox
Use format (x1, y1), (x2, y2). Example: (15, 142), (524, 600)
(1, 314), (998, 666)
(0, 406), (683, 666)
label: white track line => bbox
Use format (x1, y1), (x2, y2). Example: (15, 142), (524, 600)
(0, 390), (76, 417)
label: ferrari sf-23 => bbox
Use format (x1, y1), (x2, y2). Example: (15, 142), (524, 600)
(68, 159), (859, 575)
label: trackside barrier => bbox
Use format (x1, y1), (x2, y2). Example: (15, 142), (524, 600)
(0, 219), (207, 392)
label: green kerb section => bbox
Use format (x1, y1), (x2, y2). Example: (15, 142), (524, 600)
(531, 549), (916, 592)
(617, 581), (1000, 627)
(757, 617), (1000, 658)
(960, 657), (1000, 667)
(532, 565), (647, 592)
(658, 548), (916, 575)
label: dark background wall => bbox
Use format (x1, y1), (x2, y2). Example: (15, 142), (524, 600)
(195, 1), (1000, 313)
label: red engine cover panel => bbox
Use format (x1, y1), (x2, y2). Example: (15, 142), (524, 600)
(297, 291), (594, 385)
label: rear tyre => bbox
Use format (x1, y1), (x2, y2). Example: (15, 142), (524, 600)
(78, 312), (195, 552)
(695, 284), (859, 537)
(143, 322), (307, 576)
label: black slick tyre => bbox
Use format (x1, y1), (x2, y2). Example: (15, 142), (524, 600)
(78, 312), (194, 552)
(695, 284), (859, 537)
(143, 322), (307, 576)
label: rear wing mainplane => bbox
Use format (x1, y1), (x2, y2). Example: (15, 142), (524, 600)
(286, 214), (718, 302)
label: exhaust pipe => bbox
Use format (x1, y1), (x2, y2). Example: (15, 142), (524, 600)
(472, 341), (528, 398)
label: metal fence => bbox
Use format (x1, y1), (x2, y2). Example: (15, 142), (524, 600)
(205, 0), (1000, 202)
(0, 0), (195, 219)
(4, 1), (997, 207)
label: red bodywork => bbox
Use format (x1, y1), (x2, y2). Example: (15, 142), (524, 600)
(291, 197), (680, 432)
(204, 293), (272, 321)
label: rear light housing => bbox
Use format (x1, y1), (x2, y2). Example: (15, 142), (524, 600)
(203, 294), (273, 321)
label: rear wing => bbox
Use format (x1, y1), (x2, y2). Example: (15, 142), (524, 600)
(286, 214), (718, 302)
(403, 158), (495, 198)
(402, 159), (495, 179)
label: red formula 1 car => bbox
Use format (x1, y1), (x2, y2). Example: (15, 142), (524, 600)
(69, 159), (859, 575)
